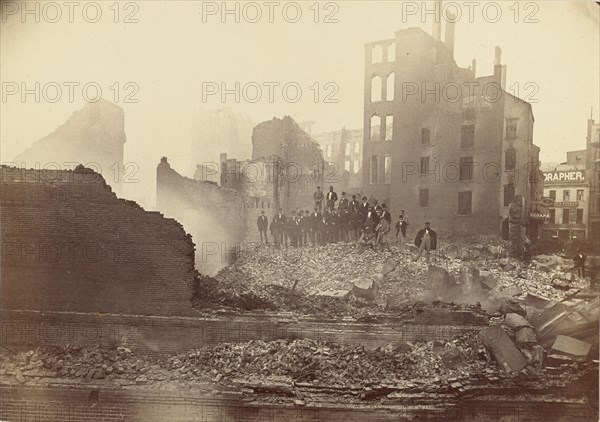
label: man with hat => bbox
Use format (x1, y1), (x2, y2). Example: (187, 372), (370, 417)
(414, 221), (437, 262)
(326, 185), (338, 210)
(313, 186), (324, 211)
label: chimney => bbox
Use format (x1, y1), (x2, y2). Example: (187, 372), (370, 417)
(444, 12), (456, 57)
(432, 0), (442, 41)
(494, 46), (502, 65)
(501, 65), (507, 90)
(471, 59), (477, 77)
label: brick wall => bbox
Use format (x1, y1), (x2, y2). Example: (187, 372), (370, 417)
(0, 165), (197, 316)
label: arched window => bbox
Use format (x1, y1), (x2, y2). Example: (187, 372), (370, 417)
(344, 143), (351, 156)
(370, 156), (379, 184)
(387, 42), (396, 62)
(371, 75), (382, 102)
(372, 44), (383, 64)
(370, 115), (381, 142)
(386, 73), (395, 101)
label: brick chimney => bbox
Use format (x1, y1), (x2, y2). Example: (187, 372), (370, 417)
(444, 12), (456, 57)
(432, 0), (442, 41)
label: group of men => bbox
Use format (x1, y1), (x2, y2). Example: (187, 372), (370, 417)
(256, 186), (438, 261)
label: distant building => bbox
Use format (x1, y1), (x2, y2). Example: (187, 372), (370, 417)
(543, 167), (589, 240)
(361, 21), (542, 236)
(541, 118), (600, 243)
(190, 108), (255, 175)
(313, 126), (364, 193)
(586, 118), (600, 245)
(12, 99), (126, 196)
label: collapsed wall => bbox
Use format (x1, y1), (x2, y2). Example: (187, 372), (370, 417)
(0, 165), (197, 316)
(156, 158), (244, 275)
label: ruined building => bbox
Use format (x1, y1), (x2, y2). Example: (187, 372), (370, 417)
(251, 116), (325, 213)
(190, 108), (255, 177)
(157, 157), (244, 275)
(314, 126), (364, 194)
(11, 99), (127, 196)
(0, 165), (196, 316)
(361, 20), (542, 235)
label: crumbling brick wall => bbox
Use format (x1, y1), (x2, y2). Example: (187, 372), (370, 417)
(0, 165), (197, 316)
(156, 158), (244, 275)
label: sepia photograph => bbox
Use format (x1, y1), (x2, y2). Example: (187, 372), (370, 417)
(1, 1), (599, 420)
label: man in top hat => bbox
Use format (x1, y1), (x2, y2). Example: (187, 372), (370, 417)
(414, 222), (437, 262)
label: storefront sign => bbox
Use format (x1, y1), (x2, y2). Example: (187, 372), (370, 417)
(540, 197), (555, 207)
(543, 171), (585, 183)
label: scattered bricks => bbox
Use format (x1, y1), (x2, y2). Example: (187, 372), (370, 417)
(85, 369), (95, 380)
(478, 326), (528, 373)
(449, 382), (462, 389)
(499, 298), (527, 318)
(550, 335), (592, 359)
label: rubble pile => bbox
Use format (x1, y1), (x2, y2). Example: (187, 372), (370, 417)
(2, 334), (597, 401)
(194, 238), (593, 317)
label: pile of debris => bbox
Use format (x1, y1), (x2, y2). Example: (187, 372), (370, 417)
(2, 330), (597, 401)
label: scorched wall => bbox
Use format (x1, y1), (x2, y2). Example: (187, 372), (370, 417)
(0, 165), (197, 316)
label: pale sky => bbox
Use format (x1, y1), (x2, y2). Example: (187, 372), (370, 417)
(1, 1), (598, 204)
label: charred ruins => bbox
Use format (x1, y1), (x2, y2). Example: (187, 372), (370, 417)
(1, 10), (600, 422)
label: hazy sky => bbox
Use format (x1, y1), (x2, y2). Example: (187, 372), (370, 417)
(1, 0), (598, 204)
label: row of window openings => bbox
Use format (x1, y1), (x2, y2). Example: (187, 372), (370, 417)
(371, 43), (395, 65)
(548, 208), (585, 225)
(419, 190), (474, 215)
(325, 142), (360, 158)
(374, 155), (515, 183)
(548, 190), (585, 202)
(368, 122), (475, 148)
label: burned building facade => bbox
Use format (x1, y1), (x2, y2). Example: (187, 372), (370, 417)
(361, 22), (542, 236)
(251, 116), (325, 213)
(313, 126), (364, 194)
(11, 100), (127, 196)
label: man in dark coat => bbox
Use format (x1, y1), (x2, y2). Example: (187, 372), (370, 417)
(257, 210), (268, 244)
(349, 195), (360, 213)
(326, 186), (338, 210)
(313, 186), (324, 211)
(573, 250), (586, 277)
(414, 222), (437, 262)
(271, 209), (286, 246)
(309, 207), (321, 245)
(338, 192), (349, 212)
(381, 203), (392, 224)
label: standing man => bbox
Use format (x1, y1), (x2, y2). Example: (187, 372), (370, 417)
(257, 210), (269, 244)
(381, 203), (392, 224)
(310, 207), (321, 245)
(395, 214), (408, 251)
(288, 212), (299, 247)
(414, 222), (437, 262)
(299, 210), (310, 246)
(339, 192), (349, 212)
(339, 208), (350, 242)
(313, 186), (324, 211)
(375, 208), (391, 252)
(349, 194), (360, 213)
(573, 249), (586, 278)
(326, 186), (338, 210)
(359, 196), (370, 223)
(272, 209), (286, 246)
